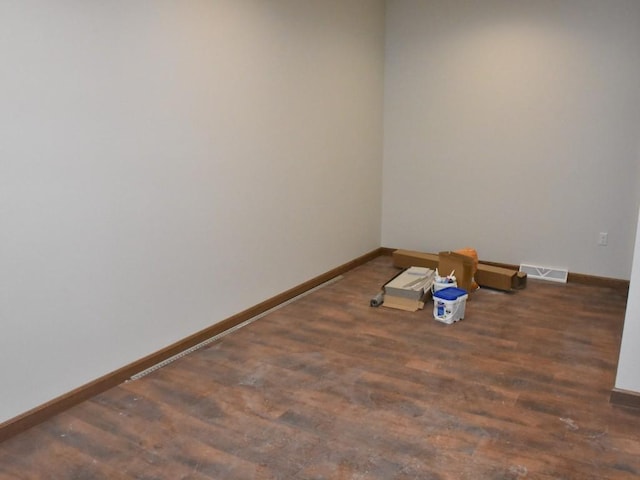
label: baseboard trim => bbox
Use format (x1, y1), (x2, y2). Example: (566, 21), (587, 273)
(421, 257), (629, 291)
(566, 272), (629, 292)
(610, 388), (640, 409)
(0, 247), (386, 444)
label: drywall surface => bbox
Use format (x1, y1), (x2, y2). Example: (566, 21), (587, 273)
(0, 1), (384, 423)
(383, 0), (640, 279)
(615, 206), (640, 393)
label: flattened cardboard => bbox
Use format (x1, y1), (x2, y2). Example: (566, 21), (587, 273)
(438, 251), (474, 293)
(382, 293), (427, 312)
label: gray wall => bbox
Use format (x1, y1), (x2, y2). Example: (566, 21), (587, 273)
(0, 1), (385, 423)
(3, 0), (640, 425)
(383, 0), (640, 279)
(616, 207), (640, 392)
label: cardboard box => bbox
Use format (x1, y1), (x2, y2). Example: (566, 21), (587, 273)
(392, 249), (473, 292)
(438, 251), (475, 293)
(476, 264), (527, 291)
(391, 249), (527, 292)
(392, 250), (439, 270)
(382, 266), (434, 311)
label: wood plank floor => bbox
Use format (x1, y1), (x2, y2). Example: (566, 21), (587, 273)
(1, 255), (639, 479)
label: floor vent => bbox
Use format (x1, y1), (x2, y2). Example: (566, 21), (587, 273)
(519, 264), (568, 283)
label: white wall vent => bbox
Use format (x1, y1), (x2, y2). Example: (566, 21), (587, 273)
(519, 264), (568, 283)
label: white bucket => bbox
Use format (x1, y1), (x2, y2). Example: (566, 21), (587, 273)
(433, 287), (468, 325)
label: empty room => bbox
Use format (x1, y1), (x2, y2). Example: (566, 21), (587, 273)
(1, 0), (640, 478)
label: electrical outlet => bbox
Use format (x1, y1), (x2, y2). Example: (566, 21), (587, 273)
(598, 232), (608, 246)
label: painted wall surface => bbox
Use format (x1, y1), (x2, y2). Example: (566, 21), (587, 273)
(383, 0), (640, 279)
(615, 207), (640, 392)
(0, 1), (385, 423)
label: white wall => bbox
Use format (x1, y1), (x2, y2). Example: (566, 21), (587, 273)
(383, 0), (640, 279)
(616, 207), (640, 392)
(0, 0), (385, 424)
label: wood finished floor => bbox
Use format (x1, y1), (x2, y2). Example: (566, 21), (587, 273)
(1, 256), (639, 480)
